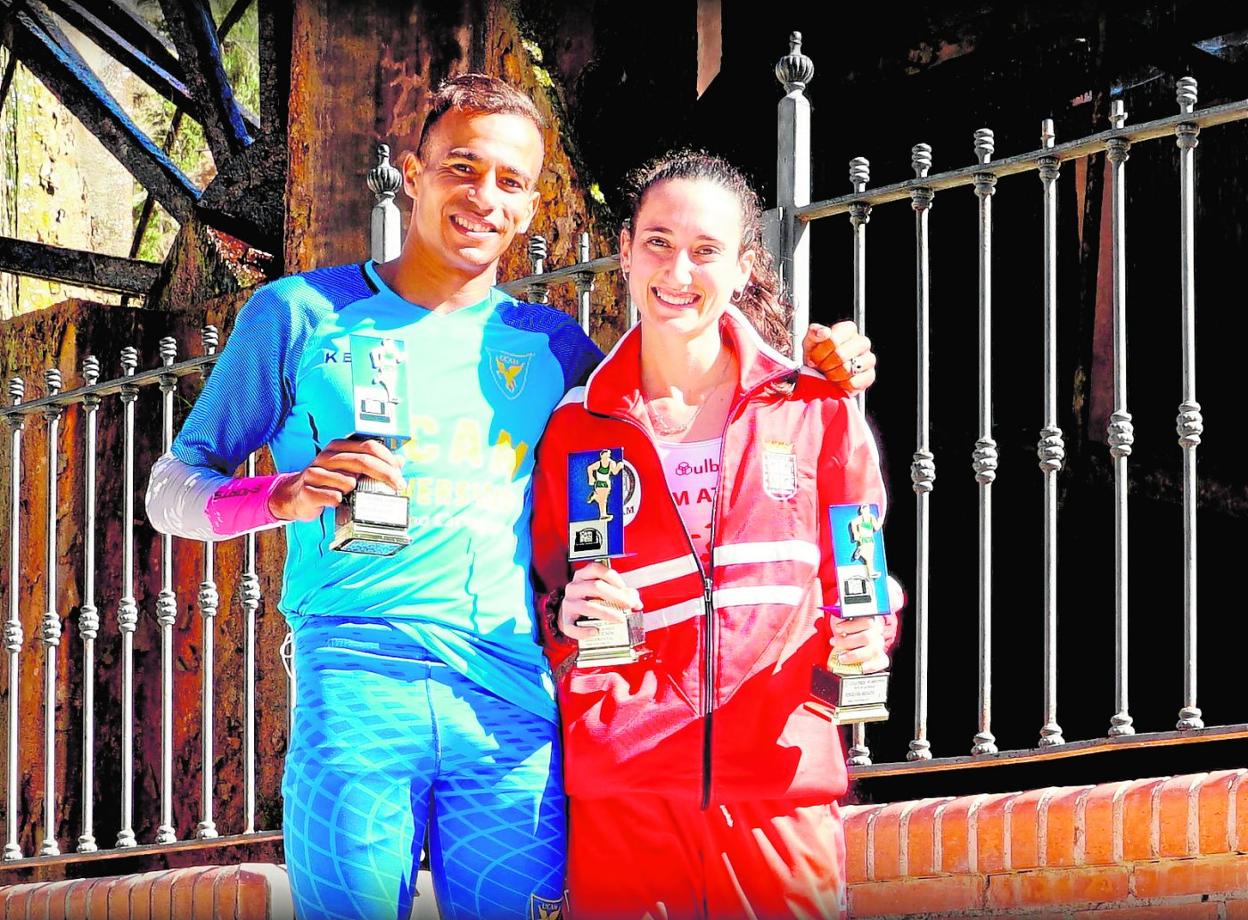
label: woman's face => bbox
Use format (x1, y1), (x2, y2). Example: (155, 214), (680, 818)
(620, 178), (755, 342)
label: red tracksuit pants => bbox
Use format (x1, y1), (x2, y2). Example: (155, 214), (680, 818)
(566, 795), (847, 919)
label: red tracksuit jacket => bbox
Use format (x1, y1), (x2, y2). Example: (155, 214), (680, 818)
(531, 307), (895, 808)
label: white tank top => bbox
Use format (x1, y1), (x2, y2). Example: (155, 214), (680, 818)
(654, 437), (723, 568)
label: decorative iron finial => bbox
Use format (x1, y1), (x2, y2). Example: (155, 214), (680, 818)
(1176, 76), (1197, 115)
(82, 355), (100, 387)
(1109, 98), (1127, 129)
(368, 143), (403, 200)
(974, 128), (995, 164)
(775, 31), (815, 92)
(201, 325), (219, 355)
(159, 336), (177, 366)
(43, 368), (62, 395)
(911, 144), (932, 179)
(848, 157), (870, 192)
(120, 347), (139, 376)
(1041, 118), (1055, 149)
(528, 234), (548, 272)
(8, 377), (24, 404)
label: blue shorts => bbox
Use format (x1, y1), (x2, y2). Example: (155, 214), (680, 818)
(282, 619), (567, 920)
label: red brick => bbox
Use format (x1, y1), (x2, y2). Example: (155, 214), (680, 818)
(1082, 780), (1132, 866)
(1158, 773), (1204, 858)
(1122, 777), (1169, 862)
(1226, 896), (1248, 920)
(848, 876), (986, 916)
(39, 880), (76, 920)
(3, 884), (34, 920)
(60, 878), (92, 920)
(147, 868), (181, 919)
(1044, 784), (1093, 868)
(937, 793), (987, 875)
(869, 801), (912, 881)
(904, 797), (951, 877)
(25, 879), (53, 920)
(1008, 786), (1054, 870)
(975, 792), (1016, 874)
(106, 874), (144, 920)
(129, 869), (153, 920)
(1073, 904), (1220, 920)
(1198, 769), (1244, 856)
(236, 864), (283, 920)
(170, 867), (198, 920)
(191, 865), (229, 920)
(86, 876), (116, 920)
(1133, 853), (1248, 899)
(843, 804), (884, 885)
(985, 866), (1130, 909)
(1234, 771), (1248, 852)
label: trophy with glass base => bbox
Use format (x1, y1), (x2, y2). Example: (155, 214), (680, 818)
(566, 448), (645, 666)
(329, 334), (412, 557)
(808, 502), (891, 724)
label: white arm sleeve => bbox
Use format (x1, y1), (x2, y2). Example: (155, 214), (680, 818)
(146, 452), (225, 541)
(145, 452), (287, 541)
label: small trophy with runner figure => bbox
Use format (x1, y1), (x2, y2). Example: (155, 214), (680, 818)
(330, 334), (412, 556)
(809, 502), (891, 723)
(567, 448), (644, 666)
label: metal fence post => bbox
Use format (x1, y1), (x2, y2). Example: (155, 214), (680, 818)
(775, 32), (813, 360)
(370, 143), (403, 264)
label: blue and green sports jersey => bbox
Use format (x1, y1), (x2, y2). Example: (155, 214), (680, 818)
(173, 260), (603, 720)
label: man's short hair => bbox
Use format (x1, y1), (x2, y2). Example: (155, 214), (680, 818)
(416, 74), (546, 160)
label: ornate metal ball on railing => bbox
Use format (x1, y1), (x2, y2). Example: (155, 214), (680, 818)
(201, 325), (220, 355)
(911, 143), (932, 179)
(120, 346), (139, 376)
(368, 143), (403, 200)
(973, 127), (995, 164)
(159, 336), (178, 366)
(43, 368), (62, 395)
(774, 31), (814, 92)
(1177, 76), (1198, 114)
(82, 355), (100, 387)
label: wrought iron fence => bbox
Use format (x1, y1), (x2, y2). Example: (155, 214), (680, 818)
(1, 30), (1247, 866)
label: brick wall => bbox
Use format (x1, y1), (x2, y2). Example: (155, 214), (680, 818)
(845, 770), (1248, 917)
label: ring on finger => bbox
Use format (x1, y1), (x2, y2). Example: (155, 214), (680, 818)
(847, 356), (865, 375)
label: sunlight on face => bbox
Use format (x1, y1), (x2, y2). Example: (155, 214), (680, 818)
(620, 178), (755, 342)
(404, 110), (544, 274)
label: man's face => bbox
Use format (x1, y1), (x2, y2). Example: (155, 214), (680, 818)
(404, 109), (544, 275)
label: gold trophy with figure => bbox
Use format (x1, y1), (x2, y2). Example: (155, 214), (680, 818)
(330, 334), (412, 556)
(567, 448), (644, 666)
(808, 502), (891, 723)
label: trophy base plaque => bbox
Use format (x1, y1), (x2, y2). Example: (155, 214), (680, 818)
(574, 610), (646, 667)
(808, 663), (890, 725)
(330, 481), (411, 557)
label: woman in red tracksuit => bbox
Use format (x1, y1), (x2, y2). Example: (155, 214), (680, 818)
(531, 151), (898, 919)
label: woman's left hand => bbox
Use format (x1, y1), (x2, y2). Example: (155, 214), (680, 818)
(803, 321), (876, 397)
(829, 615), (889, 673)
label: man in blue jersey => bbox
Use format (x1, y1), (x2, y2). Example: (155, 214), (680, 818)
(147, 74), (876, 920)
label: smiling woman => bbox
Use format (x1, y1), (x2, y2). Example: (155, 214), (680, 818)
(531, 150), (897, 919)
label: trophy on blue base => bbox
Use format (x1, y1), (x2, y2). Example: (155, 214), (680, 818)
(330, 335), (411, 557)
(809, 502), (891, 724)
(567, 448), (644, 666)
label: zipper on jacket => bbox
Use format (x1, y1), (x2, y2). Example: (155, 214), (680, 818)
(592, 366), (796, 811)
(700, 574), (715, 809)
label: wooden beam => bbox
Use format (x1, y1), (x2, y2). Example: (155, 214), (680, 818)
(158, 0), (252, 163)
(88, 0), (183, 81)
(0, 1), (200, 224)
(0, 237), (162, 294)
